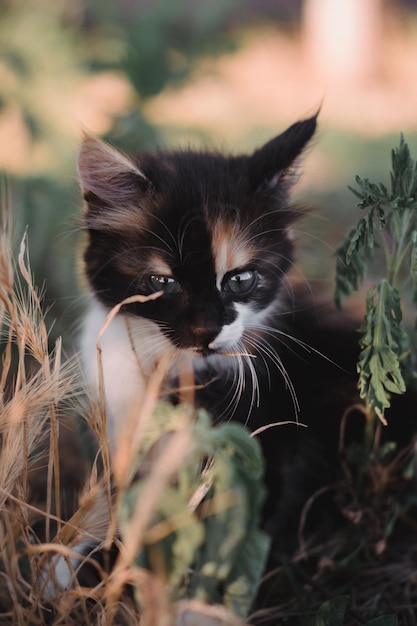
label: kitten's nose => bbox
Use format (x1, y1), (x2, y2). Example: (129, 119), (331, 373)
(190, 323), (219, 348)
(189, 311), (221, 348)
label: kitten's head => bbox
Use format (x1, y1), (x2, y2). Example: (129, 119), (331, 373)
(79, 115), (316, 356)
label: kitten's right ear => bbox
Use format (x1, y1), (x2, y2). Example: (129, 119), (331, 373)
(248, 114), (317, 192)
(78, 135), (149, 210)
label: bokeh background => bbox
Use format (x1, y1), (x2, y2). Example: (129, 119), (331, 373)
(2, 0), (417, 347)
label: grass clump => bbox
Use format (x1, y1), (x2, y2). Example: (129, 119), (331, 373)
(0, 176), (269, 625)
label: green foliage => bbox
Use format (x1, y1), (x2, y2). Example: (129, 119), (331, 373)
(312, 595), (350, 626)
(312, 596), (397, 626)
(119, 405), (270, 618)
(335, 136), (417, 419)
(334, 226), (367, 309)
(86, 0), (240, 99)
(8, 175), (81, 345)
(357, 280), (407, 421)
(365, 617), (398, 626)
(0, 0), (87, 170)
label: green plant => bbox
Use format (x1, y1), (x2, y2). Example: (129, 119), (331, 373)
(312, 596), (397, 626)
(335, 136), (417, 424)
(86, 0), (239, 99)
(119, 404), (270, 621)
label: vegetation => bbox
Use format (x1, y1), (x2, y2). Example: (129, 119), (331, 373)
(120, 405), (269, 620)
(0, 181), (268, 624)
(290, 137), (417, 625)
(1, 133), (416, 625)
(335, 136), (417, 423)
(1, 2), (417, 624)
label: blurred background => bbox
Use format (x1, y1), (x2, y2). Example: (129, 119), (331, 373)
(1, 0), (417, 347)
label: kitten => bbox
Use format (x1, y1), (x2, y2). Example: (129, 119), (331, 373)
(74, 117), (417, 625)
(72, 115), (375, 623)
(79, 115), (318, 448)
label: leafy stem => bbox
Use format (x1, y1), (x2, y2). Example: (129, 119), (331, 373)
(334, 136), (417, 424)
(385, 210), (413, 285)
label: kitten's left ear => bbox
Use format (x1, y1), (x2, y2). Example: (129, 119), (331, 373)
(78, 134), (148, 207)
(248, 113), (317, 192)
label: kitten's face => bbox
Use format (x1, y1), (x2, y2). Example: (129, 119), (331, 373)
(79, 117), (316, 356)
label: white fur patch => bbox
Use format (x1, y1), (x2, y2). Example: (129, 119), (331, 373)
(208, 299), (282, 353)
(208, 304), (246, 351)
(208, 303), (249, 351)
(81, 299), (175, 443)
(40, 541), (92, 598)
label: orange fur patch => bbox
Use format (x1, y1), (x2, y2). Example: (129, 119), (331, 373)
(211, 221), (253, 281)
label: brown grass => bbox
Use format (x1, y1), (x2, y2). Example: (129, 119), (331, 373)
(0, 178), (245, 625)
(4, 168), (414, 625)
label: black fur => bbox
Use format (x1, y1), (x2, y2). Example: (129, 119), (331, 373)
(82, 115), (316, 350)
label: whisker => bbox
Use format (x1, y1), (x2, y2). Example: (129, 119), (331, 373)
(290, 227), (341, 256)
(247, 322), (345, 370)
(148, 213), (179, 252)
(243, 334), (300, 418)
(216, 351), (257, 358)
(177, 213), (204, 262)
(245, 227), (289, 244)
(239, 208), (292, 240)
(244, 346), (260, 420)
(140, 226), (177, 256)
(209, 351), (248, 423)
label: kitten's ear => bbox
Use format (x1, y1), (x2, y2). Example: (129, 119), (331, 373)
(248, 114), (317, 192)
(78, 135), (148, 208)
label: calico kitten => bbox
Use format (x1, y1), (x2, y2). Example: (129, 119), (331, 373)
(73, 115), (373, 622)
(74, 116), (417, 625)
(79, 115), (318, 444)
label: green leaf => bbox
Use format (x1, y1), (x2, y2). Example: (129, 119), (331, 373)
(410, 231), (417, 328)
(364, 616), (398, 626)
(349, 175), (391, 212)
(346, 217), (368, 262)
(391, 135), (417, 201)
(186, 421), (270, 616)
(334, 227), (367, 309)
(334, 197), (387, 309)
(313, 595), (350, 626)
(357, 280), (407, 421)
(119, 404), (270, 618)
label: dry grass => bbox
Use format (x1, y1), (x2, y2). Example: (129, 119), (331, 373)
(2, 173), (416, 626)
(0, 178), (245, 626)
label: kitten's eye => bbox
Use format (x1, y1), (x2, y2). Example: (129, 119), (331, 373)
(149, 275), (181, 294)
(223, 270), (257, 295)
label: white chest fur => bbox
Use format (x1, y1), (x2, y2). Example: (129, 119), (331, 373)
(81, 299), (180, 444)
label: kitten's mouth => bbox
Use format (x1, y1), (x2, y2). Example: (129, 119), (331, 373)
(190, 346), (217, 357)
(190, 346), (255, 359)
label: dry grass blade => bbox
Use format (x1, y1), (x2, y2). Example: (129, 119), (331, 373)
(0, 176), (83, 624)
(0, 174), (13, 300)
